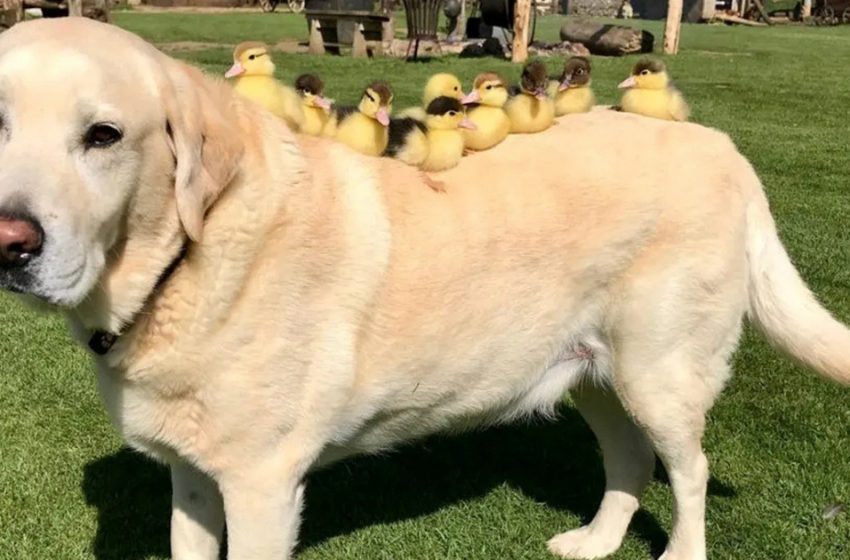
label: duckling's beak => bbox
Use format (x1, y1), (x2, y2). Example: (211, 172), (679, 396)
(314, 95), (332, 111)
(225, 62), (245, 78)
(618, 76), (636, 89)
(558, 78), (572, 92)
(459, 118), (477, 130)
(376, 107), (390, 127)
(461, 90), (481, 105)
(534, 89), (548, 100)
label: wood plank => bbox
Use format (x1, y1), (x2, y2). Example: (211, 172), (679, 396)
(714, 13), (768, 25)
(68, 0), (82, 16)
(663, 0), (683, 54)
(511, 0), (531, 63)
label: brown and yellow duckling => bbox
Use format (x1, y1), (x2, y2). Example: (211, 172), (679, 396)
(294, 73), (333, 137)
(328, 81), (393, 157)
(461, 72), (511, 152)
(505, 60), (555, 134)
(617, 57), (690, 122)
(549, 56), (596, 116)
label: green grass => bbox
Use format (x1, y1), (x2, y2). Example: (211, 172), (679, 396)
(2, 11), (850, 560)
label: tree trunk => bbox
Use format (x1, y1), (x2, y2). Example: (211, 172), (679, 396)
(559, 20), (654, 56)
(511, 0), (531, 63)
(68, 0), (82, 17)
(663, 0), (682, 54)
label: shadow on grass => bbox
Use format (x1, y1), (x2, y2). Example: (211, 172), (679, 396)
(82, 406), (736, 559)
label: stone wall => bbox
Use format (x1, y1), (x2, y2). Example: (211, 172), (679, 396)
(562, 0), (713, 21)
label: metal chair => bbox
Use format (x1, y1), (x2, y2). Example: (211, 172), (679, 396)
(401, 0), (445, 59)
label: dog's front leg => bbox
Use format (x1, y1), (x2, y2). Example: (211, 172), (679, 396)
(220, 459), (306, 560)
(170, 460), (225, 560)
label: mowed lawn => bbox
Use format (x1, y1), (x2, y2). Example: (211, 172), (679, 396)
(1, 11), (850, 560)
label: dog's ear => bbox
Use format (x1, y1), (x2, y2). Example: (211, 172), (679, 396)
(160, 60), (243, 242)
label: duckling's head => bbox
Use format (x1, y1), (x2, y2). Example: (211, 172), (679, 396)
(558, 56), (591, 91)
(358, 81), (393, 126)
(618, 57), (669, 90)
(423, 73), (464, 106)
(519, 60), (550, 99)
(225, 41), (275, 78)
(461, 72), (508, 107)
(425, 96), (476, 132)
(295, 73), (332, 111)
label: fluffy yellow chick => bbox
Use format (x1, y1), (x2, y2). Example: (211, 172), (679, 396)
(385, 96), (475, 172)
(294, 73), (333, 137)
(461, 72), (511, 151)
(420, 96), (476, 172)
(225, 42), (305, 131)
(397, 73), (464, 120)
(505, 60), (555, 134)
(332, 81), (393, 157)
(618, 57), (690, 122)
(549, 56), (596, 116)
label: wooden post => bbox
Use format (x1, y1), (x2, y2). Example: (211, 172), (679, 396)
(352, 22), (368, 58)
(511, 0), (531, 63)
(308, 18), (326, 55)
(663, 0), (683, 55)
(68, 0), (83, 17)
(802, 0), (811, 17)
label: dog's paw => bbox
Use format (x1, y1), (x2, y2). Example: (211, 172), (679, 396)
(547, 527), (620, 559)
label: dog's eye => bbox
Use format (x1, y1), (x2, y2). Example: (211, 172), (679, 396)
(84, 123), (123, 149)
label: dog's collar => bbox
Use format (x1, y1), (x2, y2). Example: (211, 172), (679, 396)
(88, 241), (189, 356)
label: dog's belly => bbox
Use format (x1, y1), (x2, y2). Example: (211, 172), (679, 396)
(318, 325), (611, 465)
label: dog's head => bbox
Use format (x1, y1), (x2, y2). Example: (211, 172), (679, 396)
(0, 18), (242, 310)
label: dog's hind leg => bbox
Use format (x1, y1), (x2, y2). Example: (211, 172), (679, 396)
(548, 383), (655, 559)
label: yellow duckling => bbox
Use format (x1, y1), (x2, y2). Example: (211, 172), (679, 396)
(225, 42), (304, 131)
(618, 57), (690, 121)
(294, 74), (333, 137)
(385, 96), (475, 171)
(505, 60), (555, 134)
(549, 56), (596, 116)
(460, 72), (511, 152)
(397, 73), (464, 120)
(421, 97), (476, 172)
(331, 81), (393, 157)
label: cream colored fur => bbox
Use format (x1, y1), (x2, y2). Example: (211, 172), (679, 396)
(0, 19), (848, 560)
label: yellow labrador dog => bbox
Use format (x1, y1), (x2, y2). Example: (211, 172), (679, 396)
(0, 18), (847, 560)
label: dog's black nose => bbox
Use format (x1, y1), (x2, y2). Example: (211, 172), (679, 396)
(0, 214), (43, 268)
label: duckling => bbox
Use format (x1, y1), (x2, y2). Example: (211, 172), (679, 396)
(225, 41), (304, 131)
(385, 96), (475, 171)
(505, 60), (555, 134)
(549, 56), (596, 116)
(618, 57), (690, 122)
(294, 73), (333, 137)
(397, 73), (464, 120)
(332, 81), (393, 157)
(420, 96), (476, 172)
(461, 72), (511, 151)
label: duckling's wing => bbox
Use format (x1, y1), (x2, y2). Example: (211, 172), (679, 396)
(397, 106), (427, 121)
(668, 87), (691, 122)
(385, 117), (427, 157)
(333, 105), (358, 123)
(275, 84), (306, 130)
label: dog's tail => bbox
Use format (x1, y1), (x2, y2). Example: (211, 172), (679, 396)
(745, 165), (850, 385)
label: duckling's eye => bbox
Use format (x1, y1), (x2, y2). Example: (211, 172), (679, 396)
(447, 111), (457, 117)
(453, 86), (459, 91)
(577, 69), (585, 75)
(249, 54), (256, 60)
(486, 85), (493, 90)
(640, 69), (650, 76)
(84, 123), (122, 149)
